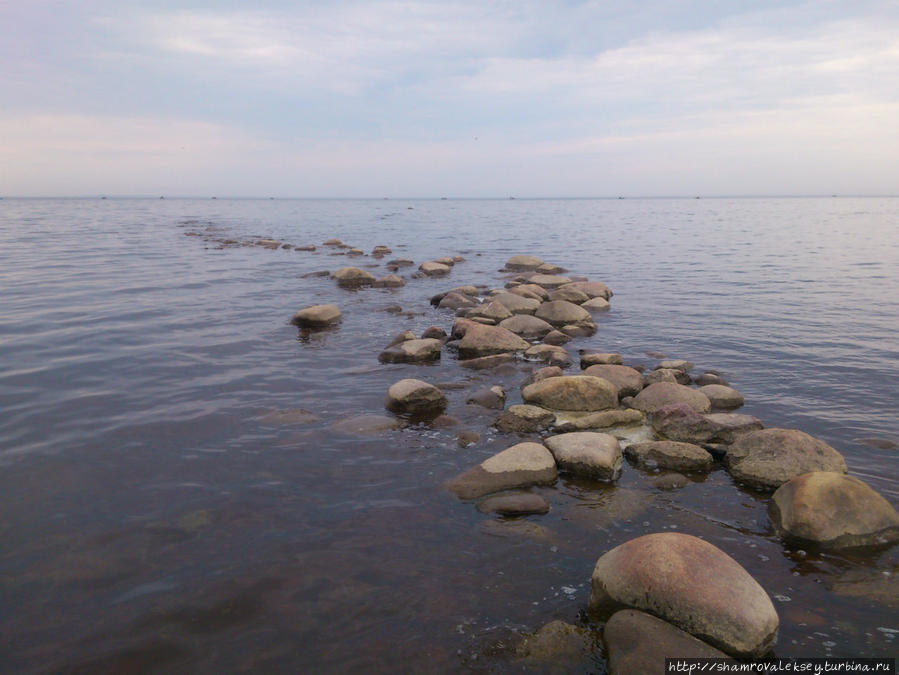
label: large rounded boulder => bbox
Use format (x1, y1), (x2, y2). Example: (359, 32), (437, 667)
(725, 428), (848, 491)
(559, 280), (612, 300)
(290, 304), (342, 328)
(522, 375), (617, 412)
(769, 472), (899, 548)
(545, 432), (622, 480)
(498, 314), (554, 339)
(333, 267), (375, 287)
(583, 364), (643, 398)
(384, 379), (446, 416)
(446, 442), (558, 499)
(491, 292), (541, 315)
(457, 323), (530, 359)
(505, 254), (543, 271)
(534, 300), (592, 327)
(589, 532), (779, 658)
(632, 382), (711, 413)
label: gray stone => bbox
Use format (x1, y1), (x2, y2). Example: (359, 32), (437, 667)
(589, 532), (779, 658)
(545, 432), (623, 480)
(446, 442), (558, 499)
(725, 428), (848, 491)
(384, 379), (447, 416)
(769, 472), (899, 548)
(290, 304), (342, 328)
(704, 413), (763, 444)
(624, 440), (714, 472)
(522, 375), (618, 412)
(632, 382), (711, 413)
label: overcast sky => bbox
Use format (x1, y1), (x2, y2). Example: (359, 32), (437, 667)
(2, 1), (897, 197)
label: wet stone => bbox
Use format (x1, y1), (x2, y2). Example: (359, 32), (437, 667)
(301, 270), (330, 278)
(632, 382), (711, 414)
(545, 431), (623, 481)
(552, 409), (645, 432)
(456, 430), (480, 447)
(331, 414), (404, 436)
(649, 473), (690, 490)
(542, 329), (571, 345)
(466, 386), (506, 410)
(700, 384), (744, 409)
(290, 304), (342, 328)
(504, 254), (544, 271)
(624, 440), (714, 472)
(372, 274), (405, 288)
(476, 492), (550, 516)
(446, 441), (558, 500)
(581, 296), (611, 312)
(583, 364), (643, 398)
(522, 375), (617, 412)
(580, 352), (623, 367)
(494, 404), (555, 433)
(559, 280), (613, 300)
(419, 261), (451, 276)
(384, 379), (447, 416)
(458, 353), (517, 370)
(333, 267), (375, 287)
(378, 338), (442, 364)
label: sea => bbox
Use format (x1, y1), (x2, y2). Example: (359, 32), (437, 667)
(1, 197), (897, 672)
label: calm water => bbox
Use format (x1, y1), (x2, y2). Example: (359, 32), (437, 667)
(1, 197), (897, 672)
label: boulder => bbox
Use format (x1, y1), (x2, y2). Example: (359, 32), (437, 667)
(490, 292), (540, 315)
(535, 300), (592, 327)
(589, 532), (779, 657)
(477, 492), (550, 516)
(632, 382), (711, 413)
(333, 267), (375, 287)
(322, 238), (342, 246)
(583, 364), (642, 398)
(651, 402), (719, 443)
(420, 326), (446, 341)
(459, 353), (517, 370)
(494, 404), (555, 433)
(644, 368), (691, 386)
(384, 379), (446, 416)
(545, 432), (623, 480)
(582, 297), (611, 312)
(700, 384), (744, 409)
(419, 261), (451, 276)
(466, 301), (513, 323)
(553, 409), (645, 432)
(331, 414), (404, 435)
(457, 323), (530, 359)
(548, 286), (589, 304)
(580, 352), (623, 367)
(725, 428), (848, 491)
(378, 338), (442, 364)
(558, 280), (612, 300)
(524, 344), (572, 367)
(528, 274), (573, 289)
(528, 366), (563, 384)
(522, 375), (617, 412)
(509, 283), (549, 301)
(657, 359), (694, 372)
(536, 262), (568, 274)
(434, 256), (455, 266)
(467, 386), (506, 410)
(624, 440), (714, 472)
(516, 620), (594, 663)
(385, 330), (416, 347)
(446, 442), (558, 499)
(498, 314), (554, 339)
(695, 371), (728, 386)
(604, 610), (730, 674)
(769, 472), (899, 548)
(561, 322), (597, 337)
(371, 274), (405, 288)
(290, 304), (342, 328)
(704, 413), (763, 444)
(450, 317), (479, 339)
(505, 254), (543, 271)
(542, 330), (570, 345)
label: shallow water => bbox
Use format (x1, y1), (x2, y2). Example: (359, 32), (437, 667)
(1, 197), (897, 672)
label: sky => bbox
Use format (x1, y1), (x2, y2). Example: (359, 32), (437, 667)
(1, 0), (897, 197)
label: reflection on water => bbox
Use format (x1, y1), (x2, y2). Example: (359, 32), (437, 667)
(0, 197), (897, 672)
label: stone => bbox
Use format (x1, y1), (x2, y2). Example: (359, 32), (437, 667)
(644, 367), (691, 386)
(385, 258), (414, 268)
(624, 440), (714, 472)
(604, 610), (730, 674)
(446, 442), (558, 499)
(459, 353), (517, 370)
(704, 413), (763, 444)
(295, 244), (316, 251)
(558, 281), (612, 300)
(549, 286), (589, 304)
(657, 359), (694, 372)
(477, 492), (550, 516)
(498, 314), (554, 339)
(333, 267), (375, 287)
(725, 428), (848, 491)
(580, 352), (623, 367)
(378, 338), (442, 364)
(545, 431), (623, 480)
(583, 365), (642, 398)
(448, 285), (479, 296)
(467, 386), (506, 410)
(384, 379), (446, 416)
(290, 304), (342, 328)
(346, 247), (364, 256)
(853, 437), (898, 450)
(769, 472), (899, 548)
(561, 322), (597, 337)
(456, 430), (480, 447)
(542, 330), (570, 345)
(553, 409), (645, 432)
(494, 405), (555, 433)
(419, 261), (451, 276)
(700, 384), (744, 409)
(650, 473), (690, 490)
(522, 375), (617, 411)
(505, 254), (544, 271)
(695, 371), (728, 386)
(420, 326), (446, 340)
(589, 532), (779, 658)
(372, 274), (405, 288)
(651, 402), (720, 443)
(256, 239), (280, 248)
(322, 238), (343, 246)
(536, 262), (568, 274)
(516, 620), (593, 663)
(259, 409), (320, 425)
(434, 256), (455, 266)
(632, 382), (711, 413)
(490, 292), (540, 315)
(530, 365), (563, 383)
(450, 317), (479, 339)
(385, 330), (416, 347)
(301, 270), (330, 278)
(535, 300), (592, 327)
(582, 297), (611, 312)
(331, 414), (404, 435)
(457, 323), (530, 359)
(528, 274), (573, 289)
(509, 283), (549, 301)
(466, 300), (513, 323)
(524, 344), (573, 367)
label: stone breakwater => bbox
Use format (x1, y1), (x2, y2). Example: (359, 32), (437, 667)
(184, 225), (898, 668)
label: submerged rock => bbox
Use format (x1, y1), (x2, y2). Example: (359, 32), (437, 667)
(290, 304), (342, 328)
(553, 409), (645, 432)
(384, 379), (446, 416)
(459, 353), (517, 370)
(331, 414), (404, 435)
(467, 386), (506, 410)
(725, 428), (848, 491)
(604, 610), (730, 674)
(516, 620), (594, 664)
(624, 440), (714, 472)
(545, 431), (623, 480)
(522, 375), (617, 412)
(589, 532), (779, 658)
(378, 338), (442, 364)
(769, 472), (899, 548)
(446, 442), (558, 499)
(477, 492), (550, 516)
(632, 382), (711, 413)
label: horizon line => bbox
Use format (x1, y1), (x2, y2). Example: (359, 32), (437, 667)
(3, 193), (897, 200)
